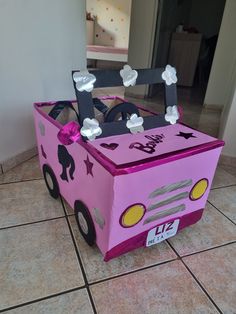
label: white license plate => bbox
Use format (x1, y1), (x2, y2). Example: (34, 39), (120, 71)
(146, 219), (180, 247)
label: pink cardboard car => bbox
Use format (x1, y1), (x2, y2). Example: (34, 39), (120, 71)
(34, 66), (224, 261)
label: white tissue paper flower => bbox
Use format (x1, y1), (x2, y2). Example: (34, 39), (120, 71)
(80, 118), (102, 140)
(126, 113), (144, 134)
(73, 70), (96, 92)
(120, 65), (138, 87)
(165, 105), (179, 125)
(161, 65), (177, 86)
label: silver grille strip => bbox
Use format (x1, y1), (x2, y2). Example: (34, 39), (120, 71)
(147, 192), (189, 211)
(149, 179), (192, 199)
(143, 204), (185, 225)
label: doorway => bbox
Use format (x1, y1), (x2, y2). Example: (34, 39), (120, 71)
(149, 0), (226, 107)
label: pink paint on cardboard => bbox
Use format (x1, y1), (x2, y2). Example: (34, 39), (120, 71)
(33, 102), (223, 260)
(89, 124), (216, 166)
(107, 147), (222, 250)
(34, 108), (114, 255)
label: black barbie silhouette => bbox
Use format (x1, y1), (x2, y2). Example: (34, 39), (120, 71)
(57, 145), (75, 182)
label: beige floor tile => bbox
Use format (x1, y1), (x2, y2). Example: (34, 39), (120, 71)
(0, 156), (42, 184)
(6, 289), (93, 314)
(208, 186), (236, 223)
(0, 180), (64, 228)
(197, 112), (221, 135)
(105, 86), (125, 97)
(137, 102), (163, 113)
(94, 87), (121, 97)
(168, 203), (236, 256)
(69, 216), (177, 283)
(92, 88), (109, 97)
(2, 148), (37, 173)
(90, 260), (218, 314)
(211, 166), (236, 189)
(196, 124), (219, 137)
(220, 163), (236, 177)
(62, 198), (74, 215)
(0, 219), (84, 310)
(184, 243), (236, 314)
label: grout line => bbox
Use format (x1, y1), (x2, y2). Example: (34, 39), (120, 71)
(167, 241), (223, 314)
(207, 200), (236, 226)
(0, 238), (233, 313)
(0, 286), (86, 313)
(60, 196), (97, 314)
(210, 184), (236, 191)
(0, 185), (233, 312)
(177, 241), (236, 259)
(89, 256), (178, 286)
(0, 218), (232, 312)
(0, 177), (43, 186)
(0, 215), (67, 231)
(181, 260), (223, 314)
(219, 166), (236, 177)
(60, 199), (76, 217)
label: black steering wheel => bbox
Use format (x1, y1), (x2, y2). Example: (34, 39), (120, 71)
(104, 102), (140, 122)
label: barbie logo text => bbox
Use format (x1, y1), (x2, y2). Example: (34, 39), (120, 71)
(129, 134), (165, 154)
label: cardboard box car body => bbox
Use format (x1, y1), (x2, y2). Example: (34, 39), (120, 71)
(33, 66), (224, 261)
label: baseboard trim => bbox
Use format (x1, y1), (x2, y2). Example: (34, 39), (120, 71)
(1, 147), (38, 173)
(203, 103), (223, 112)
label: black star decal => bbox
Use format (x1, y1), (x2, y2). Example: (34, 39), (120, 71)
(176, 132), (197, 139)
(84, 155), (94, 176)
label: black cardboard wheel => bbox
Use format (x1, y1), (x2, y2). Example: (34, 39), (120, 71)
(74, 200), (96, 246)
(43, 164), (60, 199)
(104, 102), (139, 122)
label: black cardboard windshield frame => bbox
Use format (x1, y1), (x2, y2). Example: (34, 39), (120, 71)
(72, 67), (178, 139)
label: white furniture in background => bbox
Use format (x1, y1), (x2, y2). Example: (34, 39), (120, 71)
(87, 45), (128, 63)
(168, 33), (202, 87)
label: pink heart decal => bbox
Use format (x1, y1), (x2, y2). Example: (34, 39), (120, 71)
(100, 143), (119, 150)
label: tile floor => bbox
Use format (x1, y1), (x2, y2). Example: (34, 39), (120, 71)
(0, 88), (235, 313)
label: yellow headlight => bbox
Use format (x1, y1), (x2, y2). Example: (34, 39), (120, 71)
(120, 204), (146, 228)
(190, 179), (208, 201)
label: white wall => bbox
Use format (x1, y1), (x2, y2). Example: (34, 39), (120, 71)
(127, 0), (158, 97)
(220, 86), (236, 157)
(204, 0), (236, 108)
(0, 0), (86, 163)
(219, 57), (236, 157)
(86, 0), (131, 48)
